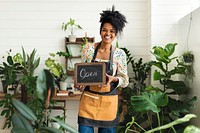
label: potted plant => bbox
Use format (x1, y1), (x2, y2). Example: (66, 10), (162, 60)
(62, 18), (83, 42)
(125, 114), (197, 133)
(125, 43), (197, 132)
(118, 47), (151, 132)
(182, 50), (194, 63)
(0, 47), (40, 129)
(45, 53), (68, 90)
(10, 69), (79, 133)
(0, 49), (23, 93)
(50, 115), (65, 129)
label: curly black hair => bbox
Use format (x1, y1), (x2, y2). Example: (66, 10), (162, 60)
(99, 5), (127, 36)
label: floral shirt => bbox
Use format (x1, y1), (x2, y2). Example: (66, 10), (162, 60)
(81, 43), (129, 88)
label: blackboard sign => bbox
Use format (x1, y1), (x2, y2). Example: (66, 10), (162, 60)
(74, 62), (106, 86)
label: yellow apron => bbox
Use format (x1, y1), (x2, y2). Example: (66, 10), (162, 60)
(78, 44), (119, 127)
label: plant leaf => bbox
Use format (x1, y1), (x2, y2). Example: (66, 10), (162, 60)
(12, 113), (34, 133)
(153, 70), (162, 80)
(12, 98), (37, 121)
(146, 114), (196, 133)
(164, 43), (177, 57)
(184, 125), (200, 133)
(11, 127), (31, 133)
(36, 69), (47, 100)
(36, 69), (55, 100)
(130, 91), (168, 113)
(168, 96), (197, 117)
(7, 55), (14, 65)
(145, 86), (162, 91)
(164, 80), (187, 94)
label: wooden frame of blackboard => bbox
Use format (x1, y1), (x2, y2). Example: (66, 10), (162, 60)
(74, 62), (106, 86)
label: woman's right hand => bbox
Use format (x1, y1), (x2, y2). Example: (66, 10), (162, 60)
(74, 85), (86, 92)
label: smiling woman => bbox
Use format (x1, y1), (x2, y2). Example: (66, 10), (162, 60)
(76, 5), (129, 133)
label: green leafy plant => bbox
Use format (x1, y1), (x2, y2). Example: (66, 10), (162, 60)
(0, 94), (15, 129)
(50, 115), (66, 131)
(0, 49), (23, 93)
(19, 47), (40, 76)
(125, 114), (197, 133)
(0, 48), (77, 132)
(62, 18), (82, 35)
(51, 115), (65, 122)
(127, 43), (197, 132)
(118, 48), (151, 133)
(10, 69), (78, 133)
(11, 98), (78, 133)
(120, 47), (151, 95)
(45, 53), (67, 82)
(0, 47), (41, 129)
(0, 50), (23, 128)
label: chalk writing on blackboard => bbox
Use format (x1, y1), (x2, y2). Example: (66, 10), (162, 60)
(74, 62), (106, 85)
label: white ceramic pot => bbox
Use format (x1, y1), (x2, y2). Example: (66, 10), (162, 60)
(68, 35), (76, 42)
(60, 81), (68, 90)
(51, 122), (60, 129)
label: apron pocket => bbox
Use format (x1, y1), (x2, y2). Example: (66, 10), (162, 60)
(78, 91), (118, 121)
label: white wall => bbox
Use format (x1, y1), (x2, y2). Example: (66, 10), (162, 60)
(150, 0), (200, 87)
(178, 7), (200, 127)
(0, 0), (149, 87)
(0, 0), (148, 131)
(0, 0), (149, 74)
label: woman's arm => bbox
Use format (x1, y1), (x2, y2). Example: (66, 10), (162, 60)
(115, 49), (129, 88)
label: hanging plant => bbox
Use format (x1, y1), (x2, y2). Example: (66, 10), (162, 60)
(182, 51), (194, 63)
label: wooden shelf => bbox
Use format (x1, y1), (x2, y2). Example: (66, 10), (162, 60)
(67, 70), (74, 75)
(65, 37), (95, 44)
(69, 56), (81, 58)
(0, 92), (21, 99)
(65, 37), (95, 76)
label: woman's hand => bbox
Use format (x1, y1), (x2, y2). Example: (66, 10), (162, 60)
(105, 73), (119, 85)
(74, 85), (86, 92)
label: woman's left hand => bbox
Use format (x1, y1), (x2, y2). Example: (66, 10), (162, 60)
(105, 73), (119, 85)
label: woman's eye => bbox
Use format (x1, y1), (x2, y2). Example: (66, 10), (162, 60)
(110, 30), (115, 33)
(102, 29), (116, 34)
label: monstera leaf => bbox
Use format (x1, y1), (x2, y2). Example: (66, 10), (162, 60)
(130, 91), (168, 113)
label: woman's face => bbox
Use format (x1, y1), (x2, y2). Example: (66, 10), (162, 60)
(100, 23), (116, 45)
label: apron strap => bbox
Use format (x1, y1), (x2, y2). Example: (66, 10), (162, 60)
(91, 43), (101, 62)
(110, 45), (115, 71)
(91, 42), (115, 65)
